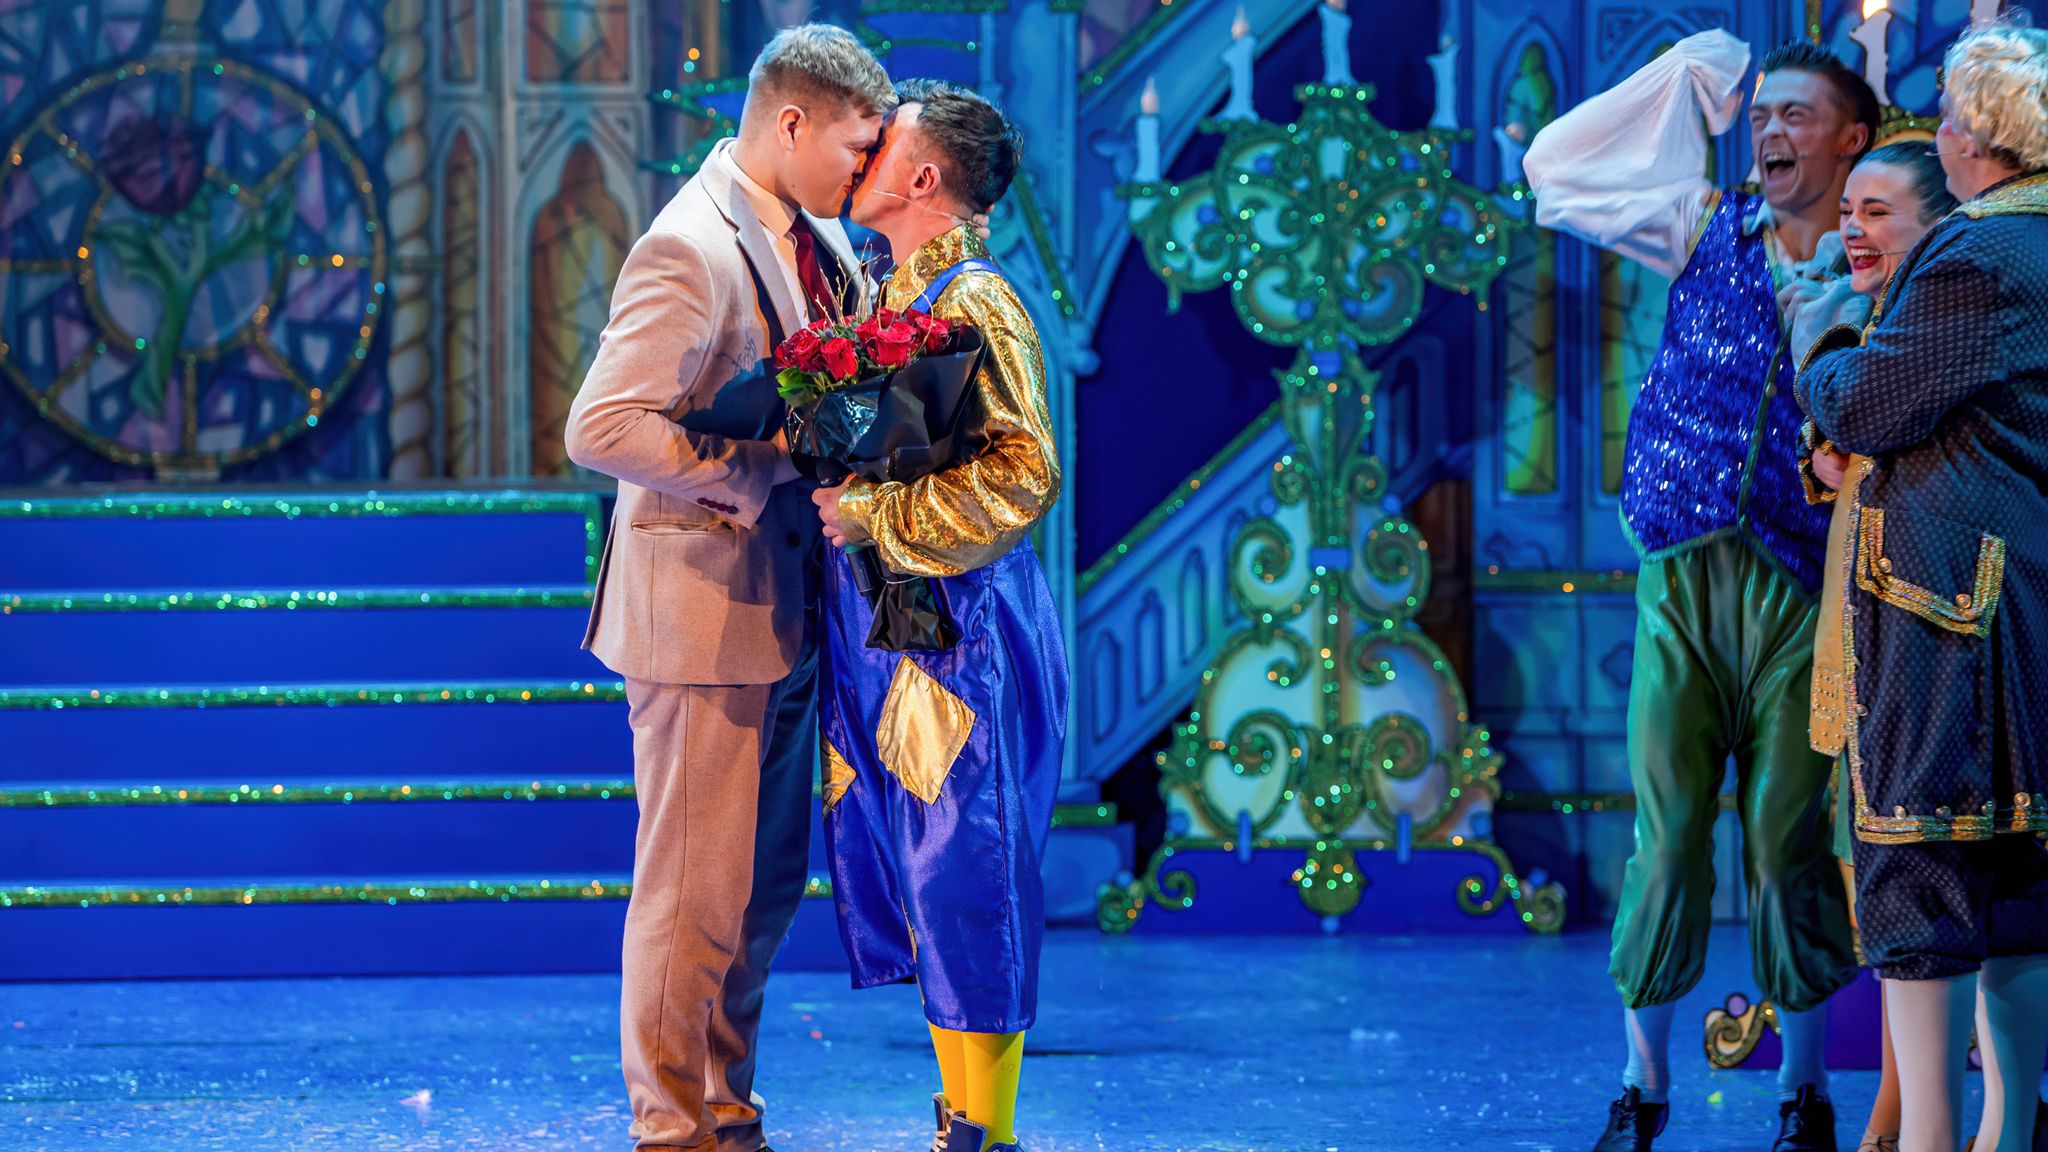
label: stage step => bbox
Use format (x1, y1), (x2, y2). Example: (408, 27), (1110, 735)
(0, 687), (628, 781)
(0, 602), (606, 684)
(1, 797), (641, 881)
(0, 490), (601, 590)
(0, 485), (1130, 978)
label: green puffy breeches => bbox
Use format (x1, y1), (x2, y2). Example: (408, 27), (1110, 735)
(1609, 536), (1859, 1013)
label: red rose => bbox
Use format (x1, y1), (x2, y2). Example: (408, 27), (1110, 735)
(915, 313), (951, 349)
(778, 327), (825, 371)
(821, 336), (860, 380)
(870, 322), (920, 368)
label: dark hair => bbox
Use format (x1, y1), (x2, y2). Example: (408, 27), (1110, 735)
(893, 78), (1023, 214)
(1760, 41), (1882, 157)
(1857, 141), (1960, 220)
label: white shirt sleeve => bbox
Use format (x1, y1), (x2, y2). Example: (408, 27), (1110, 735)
(1522, 29), (1753, 280)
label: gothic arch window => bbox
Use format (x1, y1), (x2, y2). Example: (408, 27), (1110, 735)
(440, 129), (484, 477)
(527, 141), (628, 477)
(1499, 40), (1560, 497)
(526, 0), (630, 83)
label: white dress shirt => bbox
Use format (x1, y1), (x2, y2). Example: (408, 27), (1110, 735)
(1523, 29), (1754, 281)
(712, 138), (819, 324)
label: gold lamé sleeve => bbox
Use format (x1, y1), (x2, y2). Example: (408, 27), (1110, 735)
(839, 275), (1061, 577)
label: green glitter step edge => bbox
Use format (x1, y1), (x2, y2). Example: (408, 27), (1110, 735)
(0, 490), (607, 576)
(1, 586), (594, 614)
(0, 876), (837, 908)
(0, 681), (626, 711)
(0, 490), (600, 520)
(0, 779), (636, 808)
(0, 780), (1122, 833)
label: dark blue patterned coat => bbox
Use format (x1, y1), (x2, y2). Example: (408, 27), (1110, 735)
(1797, 172), (2048, 844)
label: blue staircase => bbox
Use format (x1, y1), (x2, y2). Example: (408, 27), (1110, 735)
(0, 488), (850, 980)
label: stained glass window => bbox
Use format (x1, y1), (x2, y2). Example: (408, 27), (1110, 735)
(527, 142), (626, 476)
(526, 0), (631, 84)
(443, 0), (479, 83)
(441, 130), (484, 476)
(1500, 43), (1559, 497)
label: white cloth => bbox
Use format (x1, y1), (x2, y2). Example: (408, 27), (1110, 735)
(712, 138), (816, 323)
(1523, 29), (1753, 280)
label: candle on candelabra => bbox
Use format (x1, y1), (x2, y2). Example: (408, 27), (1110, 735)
(1427, 33), (1460, 130)
(1220, 7), (1257, 122)
(1319, 0), (1355, 87)
(1135, 77), (1162, 183)
(1849, 0), (1893, 106)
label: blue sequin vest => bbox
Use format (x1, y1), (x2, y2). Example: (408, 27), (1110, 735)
(1620, 190), (1830, 593)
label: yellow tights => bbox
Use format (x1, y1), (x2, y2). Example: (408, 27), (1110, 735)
(928, 1024), (1026, 1144)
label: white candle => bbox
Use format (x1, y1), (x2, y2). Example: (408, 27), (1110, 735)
(1427, 34), (1460, 130)
(1135, 77), (1162, 183)
(1494, 122), (1528, 184)
(1319, 0), (1355, 87)
(1970, 0), (2002, 25)
(1220, 8), (1256, 122)
(1850, 0), (1893, 107)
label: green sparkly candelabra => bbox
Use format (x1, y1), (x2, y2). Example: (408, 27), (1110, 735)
(1098, 81), (1565, 933)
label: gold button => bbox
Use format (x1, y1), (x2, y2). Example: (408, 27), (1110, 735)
(2021, 793), (2033, 807)
(1955, 593), (1972, 609)
(1879, 557), (1893, 574)
(1936, 806), (1952, 818)
(1895, 805), (1908, 817)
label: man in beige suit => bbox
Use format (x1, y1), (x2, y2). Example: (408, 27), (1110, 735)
(563, 25), (889, 1152)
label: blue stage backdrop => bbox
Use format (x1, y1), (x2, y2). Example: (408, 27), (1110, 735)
(3, 0), (2046, 995)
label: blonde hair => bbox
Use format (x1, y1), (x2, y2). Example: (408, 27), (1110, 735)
(745, 24), (894, 124)
(1942, 22), (2048, 171)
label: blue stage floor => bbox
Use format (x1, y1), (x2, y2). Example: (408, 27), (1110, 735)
(1, 926), (2009, 1152)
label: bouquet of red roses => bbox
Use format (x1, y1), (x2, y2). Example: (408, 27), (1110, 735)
(773, 306), (991, 652)
(773, 306), (953, 406)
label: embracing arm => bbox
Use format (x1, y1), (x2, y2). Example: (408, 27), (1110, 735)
(1797, 231), (2005, 457)
(1523, 29), (1749, 279)
(837, 278), (1061, 577)
(564, 229), (789, 528)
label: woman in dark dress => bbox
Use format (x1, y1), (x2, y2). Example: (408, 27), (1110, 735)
(1793, 23), (2048, 1152)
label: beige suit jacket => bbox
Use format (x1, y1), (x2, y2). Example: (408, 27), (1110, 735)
(565, 140), (866, 685)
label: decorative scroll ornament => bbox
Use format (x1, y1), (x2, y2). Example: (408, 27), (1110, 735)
(1099, 80), (1563, 934)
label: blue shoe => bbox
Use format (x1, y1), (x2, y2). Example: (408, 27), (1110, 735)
(945, 1116), (1022, 1152)
(929, 1093), (956, 1152)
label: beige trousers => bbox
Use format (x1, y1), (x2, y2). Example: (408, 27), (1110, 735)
(621, 645), (815, 1151)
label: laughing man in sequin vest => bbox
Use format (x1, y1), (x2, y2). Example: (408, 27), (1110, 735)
(1525, 33), (1875, 1152)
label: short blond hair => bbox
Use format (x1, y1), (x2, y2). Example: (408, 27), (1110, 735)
(745, 24), (894, 123)
(1942, 22), (2048, 171)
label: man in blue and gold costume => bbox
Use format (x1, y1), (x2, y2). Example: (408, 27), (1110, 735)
(1792, 23), (2048, 1152)
(813, 79), (1066, 1152)
(1525, 32), (1875, 1152)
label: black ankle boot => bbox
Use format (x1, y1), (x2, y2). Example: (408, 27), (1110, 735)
(1774, 1085), (1838, 1152)
(1592, 1087), (1669, 1151)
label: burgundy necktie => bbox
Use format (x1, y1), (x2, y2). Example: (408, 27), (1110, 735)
(787, 215), (840, 322)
